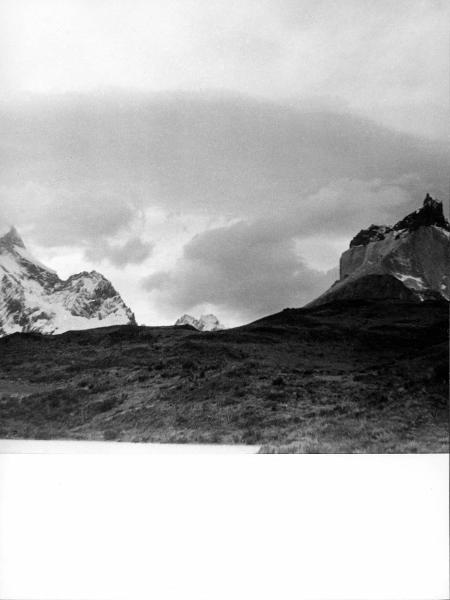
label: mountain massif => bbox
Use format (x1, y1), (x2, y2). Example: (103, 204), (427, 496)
(0, 194), (448, 452)
(1, 195), (447, 337)
(310, 194), (449, 306)
(0, 227), (135, 336)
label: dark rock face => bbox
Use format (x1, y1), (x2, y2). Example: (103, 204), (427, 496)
(321, 274), (431, 303)
(0, 227), (26, 250)
(392, 194), (450, 232)
(350, 225), (392, 247)
(349, 194), (450, 249)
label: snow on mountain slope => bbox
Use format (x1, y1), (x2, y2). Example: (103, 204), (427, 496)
(174, 313), (225, 331)
(309, 194), (450, 306)
(197, 314), (225, 331)
(174, 314), (200, 329)
(0, 227), (135, 336)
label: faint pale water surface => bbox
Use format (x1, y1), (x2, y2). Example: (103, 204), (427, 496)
(0, 439), (260, 454)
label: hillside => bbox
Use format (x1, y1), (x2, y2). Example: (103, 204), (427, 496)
(0, 298), (447, 452)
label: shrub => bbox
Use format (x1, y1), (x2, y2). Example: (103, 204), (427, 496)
(103, 428), (120, 441)
(97, 396), (122, 413)
(182, 360), (196, 371)
(88, 380), (111, 394)
(433, 362), (449, 382)
(266, 390), (284, 401)
(272, 376), (285, 386)
(241, 428), (259, 444)
(35, 427), (53, 440)
(45, 388), (84, 409)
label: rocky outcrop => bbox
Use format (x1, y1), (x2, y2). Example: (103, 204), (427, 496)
(349, 225), (393, 248)
(310, 195), (450, 306)
(392, 193), (450, 232)
(174, 313), (224, 331)
(0, 227), (135, 336)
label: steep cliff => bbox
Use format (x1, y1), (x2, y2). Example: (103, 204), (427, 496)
(310, 195), (449, 306)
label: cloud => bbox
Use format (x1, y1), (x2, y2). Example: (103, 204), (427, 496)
(2, 0), (448, 138)
(0, 0), (448, 326)
(0, 95), (447, 229)
(141, 176), (435, 322)
(143, 217), (338, 322)
(0, 182), (139, 247)
(0, 94), (447, 325)
(142, 271), (171, 290)
(86, 236), (154, 267)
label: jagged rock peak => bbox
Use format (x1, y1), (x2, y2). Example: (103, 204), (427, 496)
(0, 226), (26, 249)
(174, 313), (225, 331)
(350, 194), (449, 248)
(393, 194), (449, 232)
(350, 225), (392, 248)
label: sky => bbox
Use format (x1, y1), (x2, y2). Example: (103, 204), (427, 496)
(0, 0), (448, 326)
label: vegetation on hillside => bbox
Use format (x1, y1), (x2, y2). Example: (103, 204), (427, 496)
(0, 300), (448, 452)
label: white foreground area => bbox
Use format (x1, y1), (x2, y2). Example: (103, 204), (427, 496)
(0, 452), (448, 600)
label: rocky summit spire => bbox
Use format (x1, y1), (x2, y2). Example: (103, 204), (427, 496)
(349, 194), (449, 248)
(393, 194), (449, 232)
(0, 226), (26, 250)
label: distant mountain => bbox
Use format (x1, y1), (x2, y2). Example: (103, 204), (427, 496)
(174, 313), (224, 331)
(0, 227), (135, 336)
(309, 194), (450, 306)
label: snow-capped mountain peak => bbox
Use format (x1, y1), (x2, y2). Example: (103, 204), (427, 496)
(174, 313), (225, 331)
(198, 314), (224, 331)
(0, 227), (135, 336)
(174, 314), (199, 329)
(0, 226), (26, 250)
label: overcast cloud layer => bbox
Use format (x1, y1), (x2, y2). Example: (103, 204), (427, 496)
(2, 0), (448, 139)
(0, 0), (448, 325)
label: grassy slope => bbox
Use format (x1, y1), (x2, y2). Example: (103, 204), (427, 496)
(0, 299), (448, 452)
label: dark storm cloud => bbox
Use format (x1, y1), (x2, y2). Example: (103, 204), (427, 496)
(141, 175), (438, 319)
(1, 93), (447, 321)
(0, 182), (139, 247)
(0, 93), (447, 228)
(142, 217), (338, 321)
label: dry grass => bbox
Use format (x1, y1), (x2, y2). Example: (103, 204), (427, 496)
(0, 300), (448, 452)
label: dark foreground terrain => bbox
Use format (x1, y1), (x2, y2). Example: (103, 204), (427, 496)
(0, 299), (448, 452)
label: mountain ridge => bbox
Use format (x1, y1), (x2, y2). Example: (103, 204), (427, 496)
(0, 227), (135, 336)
